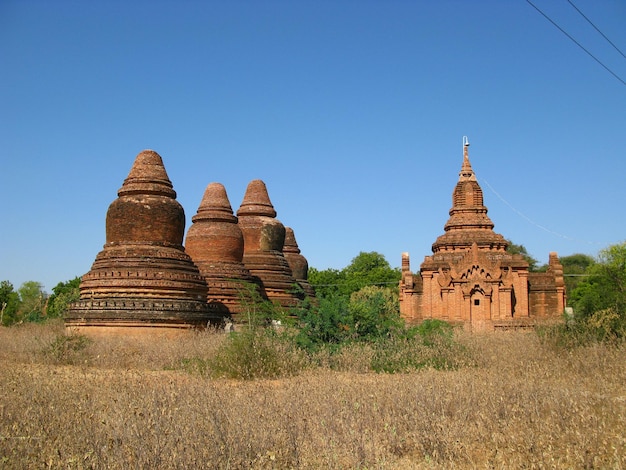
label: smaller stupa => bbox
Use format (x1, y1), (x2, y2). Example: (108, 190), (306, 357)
(67, 150), (219, 331)
(283, 227), (316, 300)
(236, 180), (303, 308)
(185, 182), (264, 319)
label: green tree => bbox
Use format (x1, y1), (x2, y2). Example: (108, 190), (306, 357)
(560, 253), (595, 294)
(16, 281), (47, 323)
(310, 252), (401, 300)
(47, 276), (81, 318)
(299, 253), (403, 349)
(569, 242), (626, 319)
(0, 281), (20, 326)
(308, 267), (346, 299)
(348, 285), (402, 340)
(506, 240), (540, 271)
(343, 251), (401, 293)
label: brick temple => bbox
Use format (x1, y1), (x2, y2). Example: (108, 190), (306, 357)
(67, 150), (314, 331)
(399, 139), (565, 330)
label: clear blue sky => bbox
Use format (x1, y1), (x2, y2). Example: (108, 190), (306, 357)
(1, 0), (625, 292)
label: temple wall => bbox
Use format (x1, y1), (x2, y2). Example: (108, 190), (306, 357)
(399, 263), (565, 329)
(528, 272), (565, 317)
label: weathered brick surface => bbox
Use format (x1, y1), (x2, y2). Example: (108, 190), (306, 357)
(236, 180), (304, 308)
(67, 150), (218, 329)
(400, 141), (565, 330)
(283, 227), (316, 300)
(185, 182), (264, 319)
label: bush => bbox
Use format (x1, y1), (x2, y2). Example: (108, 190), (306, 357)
(538, 308), (626, 349)
(42, 333), (91, 365)
(348, 286), (403, 341)
(208, 327), (308, 380)
(207, 289), (309, 380)
(415, 319), (454, 346)
(294, 295), (351, 351)
(295, 286), (405, 351)
(371, 320), (462, 373)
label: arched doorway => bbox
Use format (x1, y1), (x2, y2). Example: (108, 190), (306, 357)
(469, 285), (487, 324)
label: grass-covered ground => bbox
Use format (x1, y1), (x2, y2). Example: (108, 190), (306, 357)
(1, 319), (625, 468)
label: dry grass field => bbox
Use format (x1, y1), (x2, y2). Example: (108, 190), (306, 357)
(1, 319), (625, 469)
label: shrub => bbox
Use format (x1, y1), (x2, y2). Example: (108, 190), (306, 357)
(348, 285), (403, 341)
(42, 333), (91, 365)
(207, 289), (309, 380)
(415, 318), (454, 346)
(371, 320), (463, 373)
(537, 308), (626, 349)
(294, 295), (351, 351)
(207, 327), (308, 380)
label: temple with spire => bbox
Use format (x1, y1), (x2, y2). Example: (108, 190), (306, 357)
(399, 138), (565, 330)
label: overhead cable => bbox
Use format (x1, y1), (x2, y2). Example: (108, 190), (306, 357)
(481, 177), (603, 246)
(525, 0), (626, 87)
(566, 0), (626, 60)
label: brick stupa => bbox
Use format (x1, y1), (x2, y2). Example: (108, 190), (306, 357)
(236, 180), (303, 308)
(283, 227), (316, 300)
(66, 150), (219, 331)
(185, 182), (264, 319)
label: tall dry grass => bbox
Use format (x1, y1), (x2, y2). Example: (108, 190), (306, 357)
(1, 320), (625, 468)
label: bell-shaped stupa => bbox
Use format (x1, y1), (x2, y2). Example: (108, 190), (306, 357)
(283, 227), (316, 300)
(67, 150), (218, 330)
(236, 180), (303, 308)
(185, 182), (264, 319)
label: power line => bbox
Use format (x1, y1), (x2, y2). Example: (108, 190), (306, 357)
(525, 0), (626, 87)
(480, 177), (603, 247)
(311, 280), (399, 288)
(566, 0), (626, 60)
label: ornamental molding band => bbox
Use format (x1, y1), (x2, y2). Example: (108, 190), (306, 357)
(399, 138), (565, 331)
(66, 150), (314, 333)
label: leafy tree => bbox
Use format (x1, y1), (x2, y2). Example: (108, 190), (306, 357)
(506, 240), (540, 271)
(560, 253), (595, 294)
(299, 253), (403, 349)
(309, 252), (401, 300)
(47, 276), (81, 318)
(347, 285), (402, 340)
(548, 242), (626, 343)
(295, 296), (351, 350)
(560, 253), (596, 272)
(16, 281), (47, 323)
(343, 251), (401, 293)
(0, 281), (20, 326)
(569, 242), (626, 319)
(308, 267), (346, 299)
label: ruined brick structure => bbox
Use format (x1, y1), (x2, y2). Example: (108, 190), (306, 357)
(67, 151), (314, 332)
(67, 150), (218, 330)
(185, 182), (264, 319)
(283, 227), (316, 300)
(236, 180), (304, 308)
(399, 139), (565, 330)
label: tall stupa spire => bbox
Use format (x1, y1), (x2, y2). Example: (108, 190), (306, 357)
(431, 138), (507, 253)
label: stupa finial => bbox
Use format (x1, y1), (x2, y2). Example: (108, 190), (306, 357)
(459, 136), (475, 181)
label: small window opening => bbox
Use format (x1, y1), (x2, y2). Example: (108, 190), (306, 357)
(474, 299), (480, 306)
